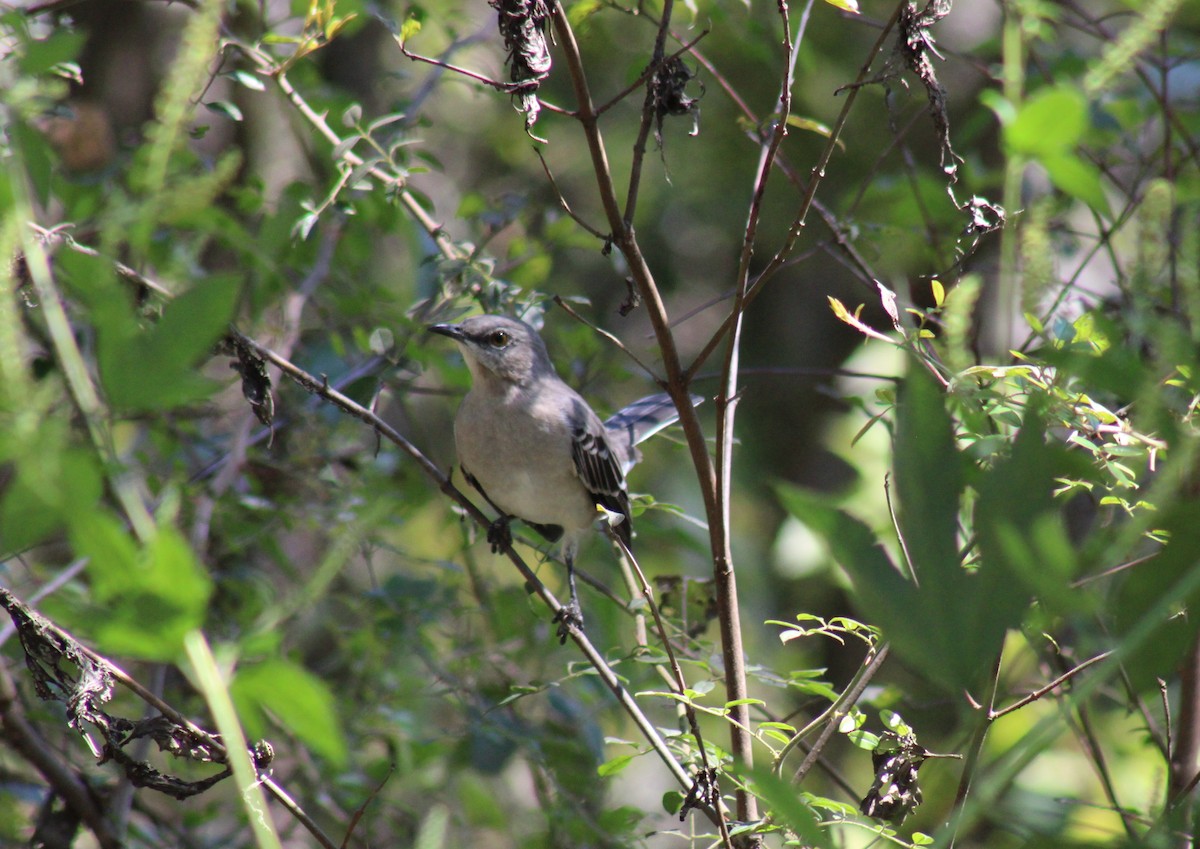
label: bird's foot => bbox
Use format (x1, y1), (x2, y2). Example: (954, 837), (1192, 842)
(486, 516), (513, 553)
(552, 600), (583, 645)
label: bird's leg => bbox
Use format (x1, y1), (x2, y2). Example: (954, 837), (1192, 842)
(462, 466), (514, 552)
(486, 515), (513, 553)
(553, 553), (584, 644)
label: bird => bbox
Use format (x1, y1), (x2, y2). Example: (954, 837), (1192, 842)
(429, 314), (692, 641)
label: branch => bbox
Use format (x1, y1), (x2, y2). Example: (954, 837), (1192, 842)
(990, 650), (1114, 719)
(612, 533), (729, 840)
(683, 1), (906, 383)
(233, 42), (466, 269)
(546, 0), (763, 825)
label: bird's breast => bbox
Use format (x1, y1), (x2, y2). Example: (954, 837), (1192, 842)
(455, 390), (596, 533)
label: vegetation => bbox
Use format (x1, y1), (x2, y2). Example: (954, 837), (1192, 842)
(1, 0), (1198, 847)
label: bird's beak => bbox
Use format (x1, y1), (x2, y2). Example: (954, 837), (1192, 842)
(428, 323), (465, 341)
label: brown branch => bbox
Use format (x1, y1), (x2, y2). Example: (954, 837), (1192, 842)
(683, 0), (907, 383)
(1168, 633), (1200, 847)
(784, 642), (891, 784)
(533, 150), (609, 241)
(990, 651), (1115, 719)
(396, 40), (523, 93)
(546, 0), (764, 826)
(622, 0), (681, 228)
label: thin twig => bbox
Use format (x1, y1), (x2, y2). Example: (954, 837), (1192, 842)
(612, 532), (730, 843)
(593, 31), (710, 118)
(552, 296), (661, 381)
(395, 41), (522, 92)
(946, 649), (1004, 849)
(533, 150), (609, 240)
(782, 643), (891, 784)
(0, 558), (88, 648)
(991, 650), (1113, 718)
(232, 42), (465, 267)
(883, 472), (919, 586)
(683, 1), (906, 384)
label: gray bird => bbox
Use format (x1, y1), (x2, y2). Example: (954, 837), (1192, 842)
(430, 314), (691, 641)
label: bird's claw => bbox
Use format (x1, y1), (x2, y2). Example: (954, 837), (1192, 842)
(486, 516), (513, 553)
(552, 600), (583, 645)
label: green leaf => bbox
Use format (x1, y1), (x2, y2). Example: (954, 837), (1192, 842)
(74, 520), (213, 660)
(893, 363), (963, 589)
(785, 116), (845, 149)
(774, 484), (913, 630)
(18, 29), (87, 74)
(231, 658), (349, 767)
(400, 14), (423, 42)
(232, 69), (266, 91)
(597, 805), (644, 834)
(457, 774), (507, 828)
(597, 754), (634, 777)
(99, 276), (239, 412)
(11, 120), (55, 207)
(204, 100), (244, 122)
(0, 445), (102, 554)
(1005, 85), (1087, 156)
(782, 360), (1043, 692)
(847, 730), (880, 750)
(975, 407), (1082, 604)
(1042, 152), (1111, 217)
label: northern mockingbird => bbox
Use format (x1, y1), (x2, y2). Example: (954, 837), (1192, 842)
(430, 314), (690, 640)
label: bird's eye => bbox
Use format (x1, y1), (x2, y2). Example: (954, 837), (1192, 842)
(488, 330), (511, 347)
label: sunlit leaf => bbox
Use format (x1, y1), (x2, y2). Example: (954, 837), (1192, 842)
(231, 658), (348, 767)
(1005, 85), (1087, 156)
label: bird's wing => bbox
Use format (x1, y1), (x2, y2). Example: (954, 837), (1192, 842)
(604, 392), (703, 474)
(568, 398), (633, 547)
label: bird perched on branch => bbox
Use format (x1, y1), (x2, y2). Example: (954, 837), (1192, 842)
(430, 314), (695, 641)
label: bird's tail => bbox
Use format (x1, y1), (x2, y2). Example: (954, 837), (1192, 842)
(604, 392), (703, 474)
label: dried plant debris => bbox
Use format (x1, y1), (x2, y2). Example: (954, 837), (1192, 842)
(899, 0), (955, 177)
(225, 334), (275, 430)
(859, 730), (929, 823)
(900, 0), (1008, 250)
(0, 589), (234, 800)
(492, 0), (552, 140)
(679, 765), (720, 821)
(850, 0), (1005, 256)
(651, 55), (701, 145)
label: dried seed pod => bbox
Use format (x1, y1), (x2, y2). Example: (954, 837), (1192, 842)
(859, 730), (929, 823)
(492, 0), (552, 138)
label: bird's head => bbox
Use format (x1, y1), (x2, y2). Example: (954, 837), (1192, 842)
(429, 315), (551, 387)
